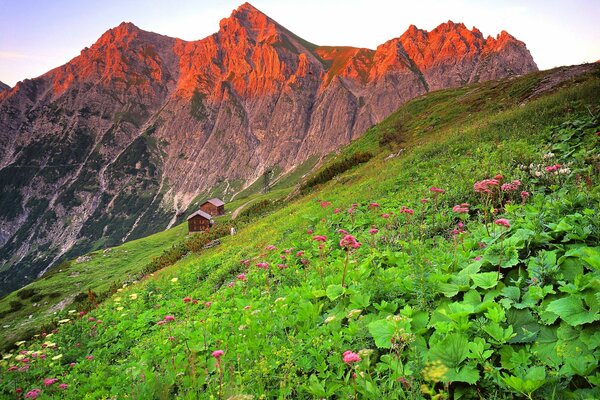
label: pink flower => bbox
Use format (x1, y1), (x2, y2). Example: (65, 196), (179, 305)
(307, 229), (313, 234)
(381, 213), (390, 219)
(337, 229), (349, 235)
(58, 384), (68, 389)
(157, 320), (166, 326)
(494, 174), (504, 180)
(78, 311), (86, 317)
(296, 251), (305, 257)
(69, 363), (76, 368)
(313, 235), (327, 242)
(300, 259), (309, 265)
(342, 351), (361, 365)
(348, 208), (355, 214)
(228, 281), (235, 287)
(340, 235), (361, 250)
(86, 355), (94, 360)
(16, 388), (22, 394)
(320, 201), (331, 208)
(240, 259), (250, 266)
(8, 366), (18, 372)
(20, 358), (30, 363)
(192, 299), (199, 304)
(164, 315), (175, 322)
(494, 218), (511, 228)
(474, 256), (482, 261)
(283, 248), (292, 254)
(430, 187), (445, 194)
(452, 204), (469, 213)
(44, 378), (59, 387)
(369, 202), (380, 208)
(88, 317), (95, 322)
(212, 350), (224, 359)
(204, 301), (212, 308)
(183, 297), (191, 303)
(334, 208), (340, 214)
(400, 207), (414, 215)
(369, 228), (378, 235)
(421, 198), (430, 204)
(25, 389), (41, 399)
(277, 264), (288, 270)
(266, 245), (277, 251)
(520, 191), (530, 199)
(243, 305), (251, 310)
(256, 262), (269, 270)
(237, 273), (247, 281)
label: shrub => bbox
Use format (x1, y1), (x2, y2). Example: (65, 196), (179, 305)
(301, 151), (372, 191)
(17, 288), (37, 300)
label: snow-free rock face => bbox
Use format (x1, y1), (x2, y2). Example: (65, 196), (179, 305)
(0, 2), (537, 295)
(0, 81), (9, 93)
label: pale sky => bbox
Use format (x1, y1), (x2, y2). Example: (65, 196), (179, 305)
(1, 0), (599, 87)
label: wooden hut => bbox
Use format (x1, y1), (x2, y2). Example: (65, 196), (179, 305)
(187, 210), (213, 233)
(200, 198), (225, 216)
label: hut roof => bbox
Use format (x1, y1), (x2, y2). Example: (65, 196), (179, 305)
(187, 210), (212, 221)
(202, 198), (225, 207)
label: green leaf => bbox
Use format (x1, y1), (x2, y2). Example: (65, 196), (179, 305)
(325, 284), (345, 301)
(501, 366), (546, 396)
(470, 272), (500, 289)
(367, 319), (395, 349)
(546, 296), (600, 326)
(305, 374), (326, 397)
(445, 364), (480, 384)
(430, 333), (469, 368)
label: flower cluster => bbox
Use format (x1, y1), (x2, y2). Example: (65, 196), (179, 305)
(339, 235), (361, 250)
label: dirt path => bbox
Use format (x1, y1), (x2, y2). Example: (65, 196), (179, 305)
(231, 199), (257, 220)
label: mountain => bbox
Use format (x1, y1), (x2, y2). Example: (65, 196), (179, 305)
(0, 81), (9, 92)
(0, 2), (537, 296)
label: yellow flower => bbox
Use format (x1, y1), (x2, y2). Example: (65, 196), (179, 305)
(422, 360), (448, 383)
(171, 277), (178, 283)
(347, 309), (363, 318)
(116, 306), (124, 311)
(58, 319), (70, 324)
(129, 293), (138, 300)
(15, 340), (26, 347)
(52, 354), (63, 360)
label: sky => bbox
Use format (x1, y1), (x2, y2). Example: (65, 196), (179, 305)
(1, 0), (599, 87)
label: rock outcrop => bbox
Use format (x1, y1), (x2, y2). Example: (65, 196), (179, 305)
(0, 2), (537, 295)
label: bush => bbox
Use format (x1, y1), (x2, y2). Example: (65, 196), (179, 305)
(9, 300), (23, 311)
(17, 288), (37, 300)
(301, 151), (372, 191)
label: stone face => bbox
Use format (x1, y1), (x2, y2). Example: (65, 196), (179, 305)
(0, 2), (538, 295)
(0, 82), (9, 93)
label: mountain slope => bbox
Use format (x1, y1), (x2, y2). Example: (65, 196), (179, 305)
(0, 81), (9, 92)
(0, 63), (597, 398)
(1, 62), (597, 354)
(0, 3), (537, 296)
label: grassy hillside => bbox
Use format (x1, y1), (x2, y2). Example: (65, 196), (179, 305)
(1, 64), (598, 399)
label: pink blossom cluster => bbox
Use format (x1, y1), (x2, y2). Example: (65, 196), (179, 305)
(429, 187), (445, 194)
(501, 179), (522, 192)
(312, 235), (327, 242)
(342, 350), (361, 364)
(256, 262), (269, 270)
(320, 201), (331, 208)
(400, 206), (414, 215)
(452, 203), (470, 213)
(340, 234), (361, 250)
(494, 218), (511, 228)
(474, 178), (500, 194)
(545, 164), (561, 172)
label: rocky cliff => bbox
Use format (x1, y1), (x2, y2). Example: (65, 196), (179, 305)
(0, 2), (537, 295)
(0, 82), (9, 92)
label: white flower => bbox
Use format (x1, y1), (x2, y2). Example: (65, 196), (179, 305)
(347, 309), (363, 318)
(324, 315), (336, 324)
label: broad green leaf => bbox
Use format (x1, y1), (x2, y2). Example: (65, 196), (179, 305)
(506, 309), (541, 343)
(305, 374), (326, 397)
(546, 296), (600, 326)
(444, 364), (480, 384)
(325, 284), (345, 301)
(429, 333), (469, 368)
(501, 366), (546, 396)
(470, 272), (500, 289)
(367, 319), (395, 349)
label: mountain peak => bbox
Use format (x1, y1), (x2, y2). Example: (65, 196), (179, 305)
(0, 81), (10, 92)
(219, 2), (279, 41)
